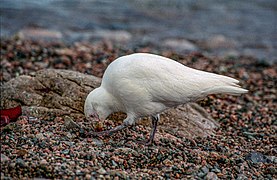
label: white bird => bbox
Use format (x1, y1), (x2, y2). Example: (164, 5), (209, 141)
(84, 53), (248, 144)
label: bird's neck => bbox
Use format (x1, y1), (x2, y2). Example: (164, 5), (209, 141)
(100, 88), (124, 113)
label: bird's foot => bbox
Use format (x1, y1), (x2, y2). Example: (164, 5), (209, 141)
(86, 130), (112, 137)
(136, 138), (155, 146)
(86, 124), (127, 138)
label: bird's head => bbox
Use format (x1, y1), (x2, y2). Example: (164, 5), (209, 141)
(84, 87), (113, 121)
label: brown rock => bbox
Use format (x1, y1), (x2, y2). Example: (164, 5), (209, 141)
(1, 69), (219, 137)
(1, 69), (101, 119)
(159, 102), (219, 138)
(17, 149), (28, 157)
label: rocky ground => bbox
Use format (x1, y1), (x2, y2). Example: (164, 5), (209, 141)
(1, 38), (276, 179)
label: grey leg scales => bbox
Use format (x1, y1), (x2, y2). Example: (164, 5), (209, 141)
(145, 114), (160, 145)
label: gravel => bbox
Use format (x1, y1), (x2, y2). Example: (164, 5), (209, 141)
(1, 38), (276, 179)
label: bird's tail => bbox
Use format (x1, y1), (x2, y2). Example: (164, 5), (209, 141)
(200, 73), (248, 96)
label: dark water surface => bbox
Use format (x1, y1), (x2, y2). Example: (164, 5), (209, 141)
(1, 0), (276, 62)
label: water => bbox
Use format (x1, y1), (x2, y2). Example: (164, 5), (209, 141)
(1, 0), (276, 62)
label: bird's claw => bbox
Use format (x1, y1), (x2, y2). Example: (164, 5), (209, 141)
(86, 130), (112, 137)
(136, 138), (155, 146)
(86, 124), (127, 138)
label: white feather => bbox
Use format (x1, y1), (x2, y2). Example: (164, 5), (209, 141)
(84, 53), (248, 124)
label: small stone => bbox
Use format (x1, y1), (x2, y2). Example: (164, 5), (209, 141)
(99, 175), (104, 178)
(76, 170), (84, 176)
(245, 152), (268, 163)
(114, 147), (139, 156)
(112, 160), (118, 167)
(40, 159), (48, 165)
(266, 155), (277, 164)
(162, 166), (173, 173)
(16, 158), (26, 168)
(236, 174), (248, 180)
(201, 166), (209, 174)
(177, 156), (183, 161)
(85, 174), (91, 180)
(266, 166), (276, 174)
(28, 116), (38, 123)
(198, 172), (206, 178)
(66, 132), (73, 139)
(97, 168), (107, 175)
(17, 149), (28, 156)
(38, 141), (47, 148)
(205, 172), (218, 180)
(9, 163), (16, 168)
(105, 175), (111, 179)
(61, 149), (70, 155)
(64, 116), (80, 129)
(108, 170), (118, 176)
(2, 123), (17, 132)
(17, 116), (29, 124)
(212, 167), (221, 173)
(163, 159), (173, 166)
(185, 167), (195, 175)
(92, 138), (103, 147)
(36, 133), (45, 140)
(1, 154), (10, 162)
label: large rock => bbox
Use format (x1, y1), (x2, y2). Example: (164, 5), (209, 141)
(1, 69), (100, 119)
(0, 69), (219, 137)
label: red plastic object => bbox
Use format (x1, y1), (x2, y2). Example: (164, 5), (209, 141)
(0, 106), (22, 127)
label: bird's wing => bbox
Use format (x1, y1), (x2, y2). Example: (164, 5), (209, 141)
(103, 53), (245, 109)
(104, 54), (206, 107)
(135, 60), (204, 106)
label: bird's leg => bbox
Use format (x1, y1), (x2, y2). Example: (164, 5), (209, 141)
(145, 114), (160, 145)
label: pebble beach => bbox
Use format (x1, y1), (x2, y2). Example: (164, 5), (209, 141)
(1, 38), (276, 179)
